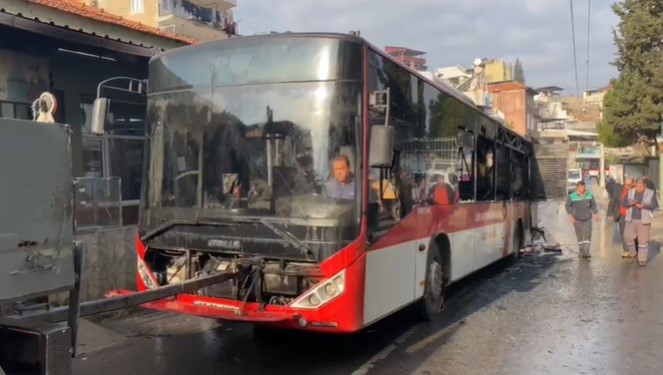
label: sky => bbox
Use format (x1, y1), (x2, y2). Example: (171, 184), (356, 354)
(235, 0), (620, 95)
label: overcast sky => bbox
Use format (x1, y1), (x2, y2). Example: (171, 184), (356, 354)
(235, 0), (619, 95)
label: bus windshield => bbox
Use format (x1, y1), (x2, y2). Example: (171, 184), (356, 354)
(140, 37), (363, 255)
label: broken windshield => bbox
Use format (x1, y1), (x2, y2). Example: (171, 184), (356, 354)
(140, 37), (363, 250)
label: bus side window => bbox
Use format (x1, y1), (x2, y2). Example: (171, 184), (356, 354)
(456, 131), (475, 202)
(511, 151), (528, 199)
(476, 135), (495, 201)
(495, 142), (511, 201)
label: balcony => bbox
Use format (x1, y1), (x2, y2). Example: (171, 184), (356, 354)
(159, 0), (237, 41)
(187, 0), (236, 10)
(162, 0), (236, 12)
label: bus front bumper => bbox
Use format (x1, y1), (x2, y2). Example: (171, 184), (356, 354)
(106, 290), (328, 328)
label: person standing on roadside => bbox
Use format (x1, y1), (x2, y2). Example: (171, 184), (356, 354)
(566, 181), (600, 259)
(622, 178), (658, 267)
(607, 177), (622, 223)
(616, 178), (636, 258)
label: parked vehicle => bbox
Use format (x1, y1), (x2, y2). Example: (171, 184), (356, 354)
(568, 168), (582, 193)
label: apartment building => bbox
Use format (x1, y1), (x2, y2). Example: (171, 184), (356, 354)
(85, 0), (238, 41)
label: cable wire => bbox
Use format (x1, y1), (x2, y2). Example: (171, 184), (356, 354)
(570, 0), (580, 98)
(586, 0), (591, 93)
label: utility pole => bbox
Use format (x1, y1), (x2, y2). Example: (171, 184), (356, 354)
(659, 115), (663, 200)
(599, 143), (605, 187)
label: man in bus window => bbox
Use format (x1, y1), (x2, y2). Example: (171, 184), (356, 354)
(565, 181), (600, 259)
(324, 155), (355, 200)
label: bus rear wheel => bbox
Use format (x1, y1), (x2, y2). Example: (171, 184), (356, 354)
(415, 242), (445, 322)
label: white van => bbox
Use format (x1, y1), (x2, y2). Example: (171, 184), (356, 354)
(567, 168), (582, 193)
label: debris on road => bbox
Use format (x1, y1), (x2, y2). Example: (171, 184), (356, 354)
(520, 226), (564, 255)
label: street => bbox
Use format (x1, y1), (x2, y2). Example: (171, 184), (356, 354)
(72, 200), (663, 375)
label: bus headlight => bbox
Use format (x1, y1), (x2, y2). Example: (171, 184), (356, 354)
(291, 270), (345, 309)
(137, 259), (158, 289)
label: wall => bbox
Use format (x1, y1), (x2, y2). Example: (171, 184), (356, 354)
(94, 0), (159, 27)
(76, 227), (137, 302)
(50, 226), (137, 305)
(491, 89), (526, 136)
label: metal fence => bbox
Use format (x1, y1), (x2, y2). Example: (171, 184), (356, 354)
(73, 177), (123, 233)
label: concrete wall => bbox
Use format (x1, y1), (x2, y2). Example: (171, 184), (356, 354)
(75, 227), (137, 302)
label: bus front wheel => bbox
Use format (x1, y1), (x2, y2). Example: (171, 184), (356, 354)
(415, 242), (445, 321)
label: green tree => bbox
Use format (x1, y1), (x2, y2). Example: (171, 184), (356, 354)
(602, 0), (663, 146)
(513, 58), (525, 84)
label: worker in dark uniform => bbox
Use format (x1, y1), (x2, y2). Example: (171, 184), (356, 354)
(565, 181), (600, 259)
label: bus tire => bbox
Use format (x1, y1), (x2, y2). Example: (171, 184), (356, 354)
(414, 242), (445, 322)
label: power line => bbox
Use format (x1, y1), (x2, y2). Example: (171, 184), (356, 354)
(570, 0), (580, 98)
(586, 0), (591, 93)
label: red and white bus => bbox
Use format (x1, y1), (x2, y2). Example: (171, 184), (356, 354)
(107, 33), (534, 333)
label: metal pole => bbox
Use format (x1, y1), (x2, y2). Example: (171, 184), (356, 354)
(658, 115), (663, 200)
(67, 242), (84, 357)
(599, 143), (605, 187)
(267, 136), (273, 187)
(0, 272), (237, 326)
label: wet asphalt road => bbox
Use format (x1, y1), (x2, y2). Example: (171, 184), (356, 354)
(72, 200), (663, 375)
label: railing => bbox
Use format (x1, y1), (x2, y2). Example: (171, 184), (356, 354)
(73, 177), (123, 233)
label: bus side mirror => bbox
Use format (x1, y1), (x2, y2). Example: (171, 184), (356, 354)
(91, 97), (110, 136)
(369, 125), (394, 168)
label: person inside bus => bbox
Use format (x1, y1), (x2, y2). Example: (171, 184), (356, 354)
(429, 174), (456, 205)
(476, 148), (494, 200)
(323, 155), (355, 200)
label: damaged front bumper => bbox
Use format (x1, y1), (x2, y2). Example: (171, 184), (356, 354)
(106, 290), (301, 324)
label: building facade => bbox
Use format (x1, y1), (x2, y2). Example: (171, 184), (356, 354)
(84, 0), (238, 41)
(484, 59), (513, 83)
(487, 81), (539, 138)
(384, 46), (427, 70)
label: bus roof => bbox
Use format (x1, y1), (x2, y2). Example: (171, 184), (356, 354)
(151, 32), (530, 146)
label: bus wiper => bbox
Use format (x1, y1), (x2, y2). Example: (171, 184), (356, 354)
(259, 219), (313, 258)
(141, 219), (237, 242)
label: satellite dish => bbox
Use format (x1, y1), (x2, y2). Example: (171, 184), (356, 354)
(32, 92), (57, 124)
(474, 58), (483, 67)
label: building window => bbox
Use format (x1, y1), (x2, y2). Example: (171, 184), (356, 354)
(131, 0), (144, 14)
(159, 0), (173, 16)
(77, 96), (146, 226)
(82, 137), (103, 178)
(106, 136), (144, 202)
(0, 101), (31, 120)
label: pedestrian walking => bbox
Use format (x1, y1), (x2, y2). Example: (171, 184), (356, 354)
(622, 178), (659, 266)
(605, 176), (616, 197)
(615, 178), (636, 258)
(565, 181), (600, 259)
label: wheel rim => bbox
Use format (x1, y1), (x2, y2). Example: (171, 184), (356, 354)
(428, 259), (443, 311)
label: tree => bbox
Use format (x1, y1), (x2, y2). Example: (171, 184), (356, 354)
(513, 58), (526, 84)
(602, 0), (663, 146)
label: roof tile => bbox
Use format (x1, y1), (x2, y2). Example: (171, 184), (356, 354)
(25, 0), (196, 45)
